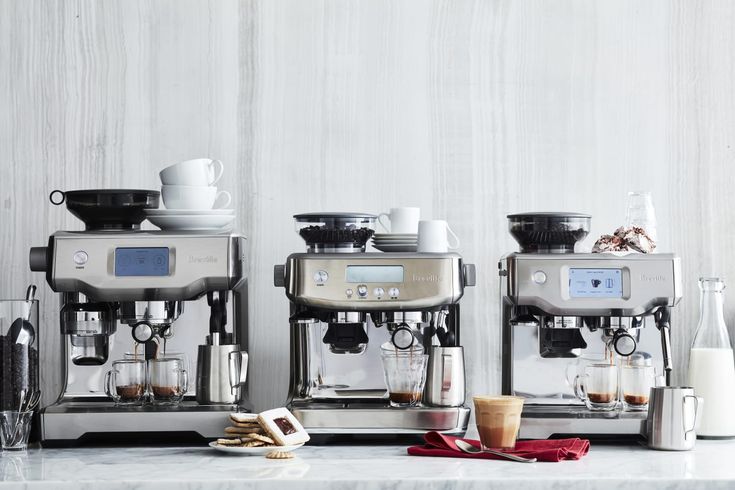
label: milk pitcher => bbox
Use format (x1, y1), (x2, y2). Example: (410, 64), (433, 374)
(424, 346), (466, 407)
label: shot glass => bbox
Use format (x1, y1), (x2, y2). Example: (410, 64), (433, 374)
(621, 365), (655, 411)
(473, 395), (524, 450)
(574, 363), (618, 411)
(380, 352), (429, 407)
(0, 411), (33, 451)
(148, 358), (188, 405)
(104, 359), (145, 405)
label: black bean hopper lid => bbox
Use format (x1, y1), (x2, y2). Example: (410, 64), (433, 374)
(294, 212), (377, 253)
(50, 189), (160, 231)
(508, 212), (591, 254)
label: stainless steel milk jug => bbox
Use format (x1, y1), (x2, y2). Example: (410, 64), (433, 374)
(647, 386), (702, 451)
(424, 346), (466, 407)
(196, 344), (248, 405)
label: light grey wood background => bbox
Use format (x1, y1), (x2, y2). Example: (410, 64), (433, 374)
(1, 0), (734, 411)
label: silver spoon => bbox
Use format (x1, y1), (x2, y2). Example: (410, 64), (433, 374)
(455, 440), (537, 463)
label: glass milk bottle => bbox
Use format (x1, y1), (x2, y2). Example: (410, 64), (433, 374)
(688, 277), (735, 438)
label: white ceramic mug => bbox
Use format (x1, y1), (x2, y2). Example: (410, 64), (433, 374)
(417, 220), (460, 253)
(159, 158), (224, 186)
(377, 207), (421, 234)
(161, 185), (231, 210)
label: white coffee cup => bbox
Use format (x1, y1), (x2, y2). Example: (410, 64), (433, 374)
(417, 220), (460, 253)
(377, 207), (421, 234)
(161, 185), (232, 210)
(159, 158), (224, 186)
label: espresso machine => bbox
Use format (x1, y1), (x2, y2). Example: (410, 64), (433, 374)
(274, 213), (475, 436)
(29, 190), (249, 444)
(500, 212), (682, 439)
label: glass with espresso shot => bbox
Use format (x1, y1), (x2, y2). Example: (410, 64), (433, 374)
(621, 365), (655, 411)
(104, 359), (145, 405)
(380, 347), (428, 407)
(148, 358), (188, 405)
(574, 363), (618, 411)
(473, 395), (524, 450)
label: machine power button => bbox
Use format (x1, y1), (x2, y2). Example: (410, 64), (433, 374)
(73, 250), (89, 266)
(373, 287), (385, 298)
(356, 285), (368, 298)
(532, 271), (547, 284)
(313, 270), (329, 284)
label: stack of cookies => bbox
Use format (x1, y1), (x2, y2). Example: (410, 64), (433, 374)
(215, 407), (310, 459)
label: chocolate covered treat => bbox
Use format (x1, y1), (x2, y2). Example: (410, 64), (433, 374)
(592, 226), (656, 254)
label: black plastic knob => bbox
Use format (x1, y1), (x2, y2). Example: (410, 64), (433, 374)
(29, 247), (48, 272)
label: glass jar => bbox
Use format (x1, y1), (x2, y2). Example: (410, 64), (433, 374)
(625, 191), (657, 243)
(688, 277), (735, 438)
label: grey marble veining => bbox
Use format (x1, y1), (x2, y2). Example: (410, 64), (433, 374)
(2, 441), (735, 490)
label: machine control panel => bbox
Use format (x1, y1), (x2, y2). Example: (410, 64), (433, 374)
(284, 253), (471, 310)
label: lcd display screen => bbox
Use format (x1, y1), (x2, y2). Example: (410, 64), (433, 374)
(569, 268), (623, 298)
(345, 265), (404, 283)
(115, 248), (169, 276)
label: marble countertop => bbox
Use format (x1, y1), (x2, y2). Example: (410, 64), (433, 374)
(2, 441), (735, 489)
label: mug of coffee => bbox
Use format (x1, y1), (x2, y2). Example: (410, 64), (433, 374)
(622, 365), (656, 411)
(104, 359), (145, 405)
(473, 395), (524, 450)
(159, 158), (224, 186)
(377, 207), (420, 234)
(417, 220), (460, 253)
(161, 185), (231, 210)
(574, 363), (618, 411)
(148, 358), (188, 405)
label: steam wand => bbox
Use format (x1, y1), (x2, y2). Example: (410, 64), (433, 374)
(654, 307), (673, 386)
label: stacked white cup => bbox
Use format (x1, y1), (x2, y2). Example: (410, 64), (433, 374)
(159, 158), (231, 210)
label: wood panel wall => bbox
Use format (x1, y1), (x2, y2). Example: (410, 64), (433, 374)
(1, 0), (734, 411)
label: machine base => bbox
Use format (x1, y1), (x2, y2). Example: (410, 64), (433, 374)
(41, 398), (252, 445)
(519, 404), (647, 441)
(290, 403), (470, 436)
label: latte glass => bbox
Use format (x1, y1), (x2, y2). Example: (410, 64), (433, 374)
(473, 395), (524, 450)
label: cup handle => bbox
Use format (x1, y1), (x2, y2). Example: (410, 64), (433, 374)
(213, 190), (232, 209)
(683, 394), (699, 437)
(446, 223), (460, 249)
(209, 159), (224, 185)
(179, 369), (189, 396)
(104, 370), (119, 402)
(573, 375), (587, 401)
(238, 351), (249, 385)
(377, 213), (390, 232)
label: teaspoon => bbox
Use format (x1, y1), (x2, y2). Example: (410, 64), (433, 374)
(455, 440), (537, 463)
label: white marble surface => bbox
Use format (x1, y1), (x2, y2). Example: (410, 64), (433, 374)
(1, 441), (735, 490)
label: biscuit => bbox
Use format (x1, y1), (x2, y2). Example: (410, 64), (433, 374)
(266, 450), (294, 460)
(230, 412), (259, 424)
(241, 440), (265, 447)
(225, 426), (264, 435)
(216, 438), (243, 446)
(232, 421), (262, 428)
(245, 433), (275, 445)
(257, 407), (310, 446)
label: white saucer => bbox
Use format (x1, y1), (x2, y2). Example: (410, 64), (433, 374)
(372, 243), (417, 252)
(373, 239), (418, 245)
(147, 214), (235, 231)
(373, 233), (417, 239)
(146, 209), (235, 216)
(209, 441), (304, 455)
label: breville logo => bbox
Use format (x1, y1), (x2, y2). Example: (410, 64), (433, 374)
(640, 273), (666, 282)
(189, 255), (218, 264)
(412, 273), (440, 282)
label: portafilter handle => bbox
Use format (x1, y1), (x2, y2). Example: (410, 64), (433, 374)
(654, 307), (673, 386)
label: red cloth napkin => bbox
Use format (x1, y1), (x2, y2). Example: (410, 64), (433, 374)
(407, 431), (590, 462)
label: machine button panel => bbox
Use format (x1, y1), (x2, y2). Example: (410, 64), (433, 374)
(532, 270), (547, 284)
(388, 287), (400, 298)
(73, 250), (88, 266)
(313, 270), (329, 284)
(373, 287), (385, 298)
(356, 285), (368, 298)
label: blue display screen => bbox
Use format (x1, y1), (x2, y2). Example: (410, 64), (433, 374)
(569, 268), (623, 298)
(115, 248), (169, 276)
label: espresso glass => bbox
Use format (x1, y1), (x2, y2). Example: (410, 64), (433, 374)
(574, 363), (618, 411)
(104, 359), (145, 405)
(148, 358), (188, 405)
(380, 352), (428, 407)
(473, 395), (524, 450)
(622, 365), (655, 411)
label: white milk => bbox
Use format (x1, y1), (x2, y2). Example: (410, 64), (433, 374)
(688, 347), (735, 437)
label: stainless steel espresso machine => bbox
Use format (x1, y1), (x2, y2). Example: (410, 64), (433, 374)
(29, 190), (249, 444)
(500, 212), (682, 439)
(274, 213), (475, 436)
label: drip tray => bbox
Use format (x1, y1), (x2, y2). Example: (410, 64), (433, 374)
(290, 403), (470, 434)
